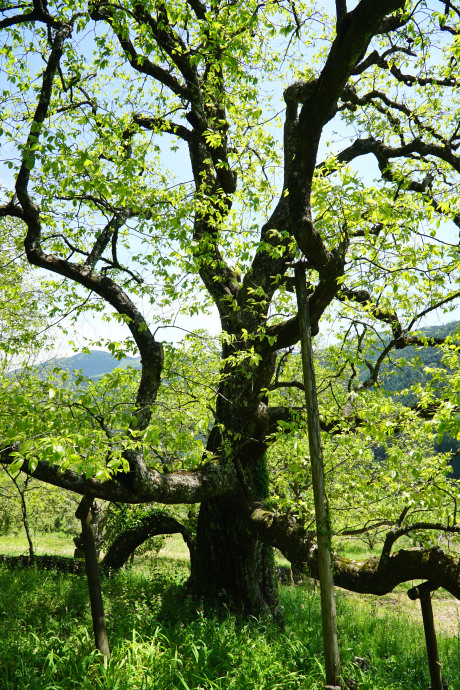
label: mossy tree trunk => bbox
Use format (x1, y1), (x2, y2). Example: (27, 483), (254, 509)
(191, 492), (281, 621)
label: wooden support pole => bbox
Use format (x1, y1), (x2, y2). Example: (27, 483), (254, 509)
(407, 581), (445, 690)
(76, 496), (111, 660)
(295, 263), (341, 688)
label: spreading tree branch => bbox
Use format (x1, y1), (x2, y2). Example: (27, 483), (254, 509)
(239, 498), (460, 599)
(0, 444), (237, 505)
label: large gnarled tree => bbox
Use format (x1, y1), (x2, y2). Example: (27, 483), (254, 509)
(2, 0), (460, 620)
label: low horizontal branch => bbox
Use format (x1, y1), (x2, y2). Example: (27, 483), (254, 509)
(0, 446), (237, 505)
(238, 498), (460, 599)
(101, 511), (194, 571)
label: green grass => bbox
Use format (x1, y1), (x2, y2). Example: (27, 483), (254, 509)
(334, 541), (378, 560)
(0, 531), (191, 562)
(0, 531), (75, 556)
(0, 558), (459, 690)
(157, 533), (190, 561)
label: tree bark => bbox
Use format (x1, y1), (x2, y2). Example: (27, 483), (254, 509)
(191, 493), (282, 622)
(76, 496), (110, 660)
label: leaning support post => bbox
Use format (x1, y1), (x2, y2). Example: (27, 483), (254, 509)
(407, 581), (446, 690)
(76, 496), (110, 660)
(295, 262), (341, 688)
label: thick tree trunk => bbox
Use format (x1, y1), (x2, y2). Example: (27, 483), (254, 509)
(190, 493), (282, 622)
(191, 412), (282, 621)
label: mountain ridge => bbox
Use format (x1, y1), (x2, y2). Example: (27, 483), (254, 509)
(38, 349), (141, 381)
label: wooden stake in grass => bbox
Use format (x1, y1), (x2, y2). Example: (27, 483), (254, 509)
(76, 496), (110, 660)
(407, 581), (446, 690)
(295, 262), (341, 688)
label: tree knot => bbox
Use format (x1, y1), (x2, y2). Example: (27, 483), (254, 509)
(284, 79), (318, 105)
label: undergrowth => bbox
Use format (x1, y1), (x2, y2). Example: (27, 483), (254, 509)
(0, 563), (458, 689)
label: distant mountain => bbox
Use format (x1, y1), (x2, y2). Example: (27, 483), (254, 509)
(37, 350), (141, 381)
(39, 322), (459, 386)
(373, 321), (460, 479)
(379, 320), (460, 396)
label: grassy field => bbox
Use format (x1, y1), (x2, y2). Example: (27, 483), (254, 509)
(0, 533), (458, 689)
(0, 532), (76, 556)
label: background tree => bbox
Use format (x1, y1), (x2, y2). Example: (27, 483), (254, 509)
(0, 467), (80, 543)
(2, 0), (460, 622)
